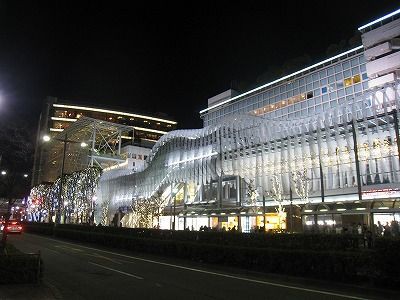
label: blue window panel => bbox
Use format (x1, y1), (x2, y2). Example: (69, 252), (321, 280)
(321, 86), (328, 94)
(293, 80), (299, 88)
(308, 98), (315, 106)
(301, 101), (307, 109)
(344, 70), (351, 77)
(300, 86), (306, 93)
(359, 55), (365, 64)
(329, 92), (336, 100)
(314, 88), (321, 96)
(314, 96), (322, 104)
(362, 73), (368, 80)
(338, 89), (345, 98)
(342, 61), (350, 69)
(354, 83), (362, 93)
(345, 86), (353, 95)
(320, 78), (327, 85)
(301, 109), (307, 116)
(295, 103), (301, 110)
(288, 90), (293, 97)
(328, 76), (335, 84)
(319, 70), (327, 78)
(336, 73), (343, 80)
(313, 82), (320, 89)
(299, 78), (305, 86)
(323, 103), (330, 110)
(338, 97), (345, 105)
(337, 81), (344, 89)
(362, 82), (369, 89)
(351, 58), (359, 67)
(306, 83), (312, 91)
(312, 73), (319, 81)
(334, 64), (342, 73)
(327, 67), (334, 76)
(315, 105), (322, 113)
(360, 64), (366, 72)
(306, 76), (312, 84)
(351, 67), (359, 76)
(330, 100), (337, 108)
(322, 94), (329, 102)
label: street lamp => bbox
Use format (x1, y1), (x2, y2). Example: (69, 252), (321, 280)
(43, 134), (88, 224)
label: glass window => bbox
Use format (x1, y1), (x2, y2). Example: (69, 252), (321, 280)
(329, 92), (336, 100)
(338, 89), (345, 97)
(345, 86), (353, 95)
(328, 76), (335, 84)
(293, 80), (299, 88)
(354, 83), (362, 93)
(315, 105), (322, 113)
(344, 77), (352, 87)
(306, 83), (312, 91)
(327, 67), (334, 76)
(322, 94), (329, 102)
(312, 73), (319, 81)
(301, 101), (307, 109)
(353, 74), (361, 84)
(351, 67), (359, 76)
(330, 100), (337, 107)
(337, 81), (344, 89)
(320, 78), (327, 85)
(344, 70), (351, 78)
(300, 86), (306, 93)
(321, 86), (327, 94)
(323, 102), (329, 110)
(314, 96), (321, 104)
(313, 81), (320, 89)
(308, 98), (315, 106)
(334, 64), (342, 73)
(342, 61), (350, 69)
(362, 73), (368, 80)
(314, 88), (321, 96)
(335, 73), (343, 81)
(351, 58), (358, 67)
(360, 64), (366, 72)
(319, 70), (327, 78)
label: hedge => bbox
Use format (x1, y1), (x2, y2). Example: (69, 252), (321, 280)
(23, 222), (364, 251)
(0, 244), (42, 284)
(23, 222), (400, 288)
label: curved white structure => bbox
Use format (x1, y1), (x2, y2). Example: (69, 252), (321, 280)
(98, 82), (400, 222)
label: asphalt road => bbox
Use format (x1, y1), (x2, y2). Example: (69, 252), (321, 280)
(4, 233), (397, 300)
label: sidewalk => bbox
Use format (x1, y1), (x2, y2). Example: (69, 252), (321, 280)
(0, 281), (61, 300)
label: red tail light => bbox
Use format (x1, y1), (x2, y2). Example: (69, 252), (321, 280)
(17, 226), (22, 230)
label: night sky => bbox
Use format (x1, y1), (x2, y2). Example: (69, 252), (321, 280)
(0, 1), (399, 130)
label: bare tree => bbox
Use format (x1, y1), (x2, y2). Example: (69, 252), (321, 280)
(246, 179), (259, 212)
(268, 174), (286, 230)
(291, 168), (312, 203)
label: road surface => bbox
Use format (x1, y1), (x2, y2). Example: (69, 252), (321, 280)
(4, 233), (396, 300)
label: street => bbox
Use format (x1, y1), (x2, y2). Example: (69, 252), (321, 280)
(2, 233), (396, 300)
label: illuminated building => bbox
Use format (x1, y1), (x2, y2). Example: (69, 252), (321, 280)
(31, 97), (177, 186)
(97, 9), (400, 231)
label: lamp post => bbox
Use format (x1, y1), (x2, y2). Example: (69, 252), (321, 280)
(42, 134), (88, 224)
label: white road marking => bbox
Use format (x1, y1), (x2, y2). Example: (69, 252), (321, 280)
(88, 261), (143, 279)
(32, 234), (370, 300)
(86, 252), (122, 264)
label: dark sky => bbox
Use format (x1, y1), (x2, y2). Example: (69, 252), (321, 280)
(0, 1), (399, 130)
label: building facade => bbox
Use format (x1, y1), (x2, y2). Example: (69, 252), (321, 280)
(96, 9), (400, 232)
(32, 97), (177, 186)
